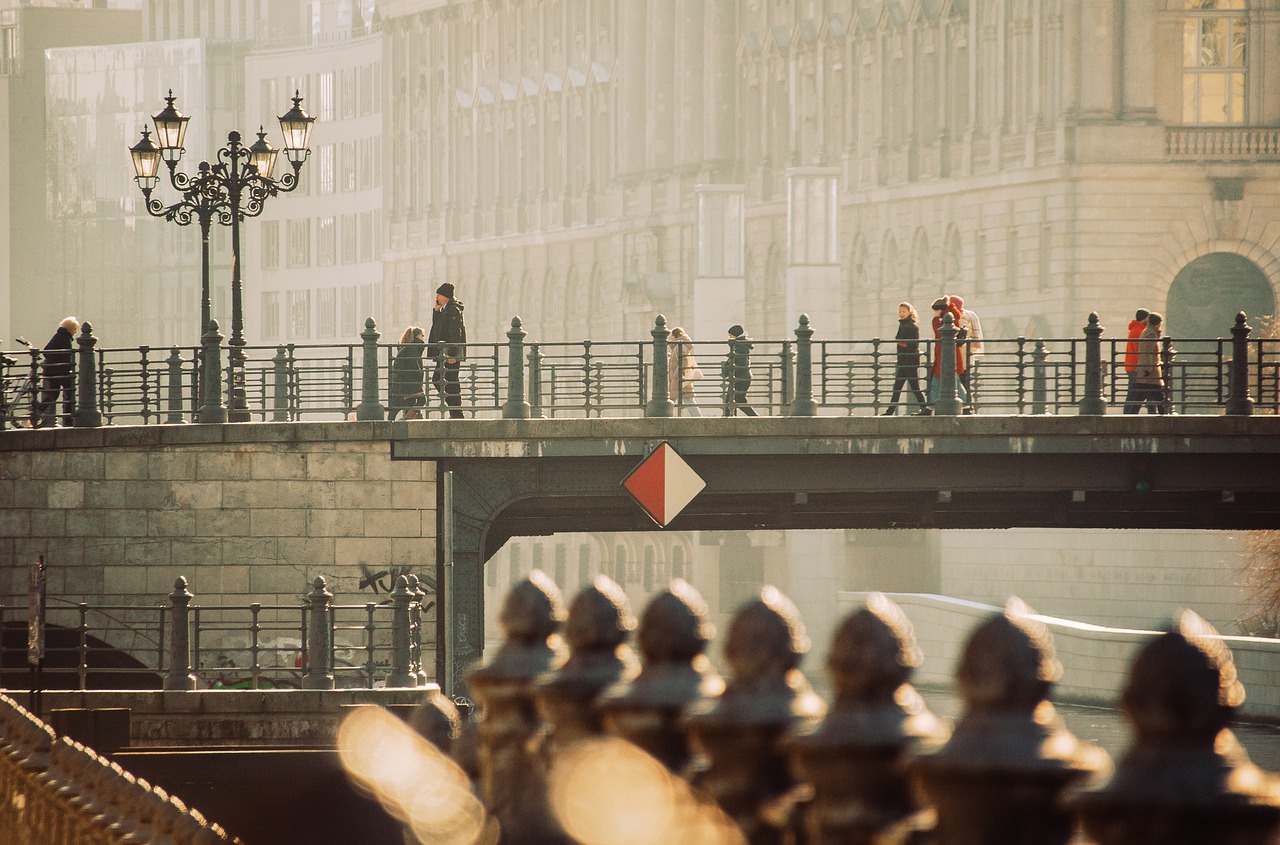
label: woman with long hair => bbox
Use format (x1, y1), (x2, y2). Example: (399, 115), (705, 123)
(667, 327), (704, 416)
(388, 325), (427, 420)
(882, 302), (927, 415)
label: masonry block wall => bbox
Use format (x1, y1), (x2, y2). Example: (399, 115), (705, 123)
(0, 424), (436, 615)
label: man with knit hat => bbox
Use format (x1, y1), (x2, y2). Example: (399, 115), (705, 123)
(428, 282), (467, 419)
(721, 324), (758, 416)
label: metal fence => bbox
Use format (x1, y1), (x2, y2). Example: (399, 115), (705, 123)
(0, 576), (435, 692)
(3, 313), (1276, 429)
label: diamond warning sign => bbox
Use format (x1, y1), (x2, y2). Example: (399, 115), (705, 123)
(621, 442), (706, 528)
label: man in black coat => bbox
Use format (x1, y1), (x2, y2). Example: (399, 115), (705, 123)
(37, 316), (80, 427)
(428, 283), (467, 419)
(721, 324), (758, 416)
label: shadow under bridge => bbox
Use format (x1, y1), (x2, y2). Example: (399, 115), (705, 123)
(391, 415), (1280, 691)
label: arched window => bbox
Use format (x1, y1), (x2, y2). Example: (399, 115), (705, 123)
(944, 226), (963, 287)
(1183, 0), (1248, 125)
(881, 233), (901, 297)
(911, 229), (932, 298)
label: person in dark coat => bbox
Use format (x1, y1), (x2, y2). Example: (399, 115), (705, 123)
(428, 282), (467, 419)
(37, 316), (79, 427)
(721, 324), (758, 416)
(882, 302), (928, 415)
(388, 325), (426, 420)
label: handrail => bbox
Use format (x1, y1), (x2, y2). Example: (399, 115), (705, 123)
(0, 576), (436, 692)
(2, 313), (1274, 427)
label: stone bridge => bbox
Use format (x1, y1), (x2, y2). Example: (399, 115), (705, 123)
(2, 415), (1278, 688)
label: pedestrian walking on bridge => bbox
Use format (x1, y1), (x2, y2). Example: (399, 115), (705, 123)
(429, 283), (467, 419)
(723, 324), (758, 416)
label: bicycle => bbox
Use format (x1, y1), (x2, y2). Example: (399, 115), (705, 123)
(1, 338), (40, 429)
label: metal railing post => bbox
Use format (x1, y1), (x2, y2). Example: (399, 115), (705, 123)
(936, 313), (963, 416)
(165, 348), (185, 424)
(407, 573), (428, 686)
(1226, 312), (1254, 416)
(790, 314), (818, 416)
(197, 320), (227, 424)
(355, 318), (385, 421)
(302, 577), (335, 690)
(646, 315), (675, 417)
(163, 577), (197, 691)
(780, 341), (795, 413)
(385, 576), (417, 688)
(1032, 340), (1049, 415)
(1078, 312), (1108, 416)
(528, 343), (544, 419)
(503, 317), (531, 419)
(272, 345), (289, 422)
(73, 323), (102, 428)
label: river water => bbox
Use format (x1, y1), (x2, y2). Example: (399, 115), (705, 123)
(918, 686), (1280, 772)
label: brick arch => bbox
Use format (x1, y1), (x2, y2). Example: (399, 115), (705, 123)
(1160, 239), (1280, 303)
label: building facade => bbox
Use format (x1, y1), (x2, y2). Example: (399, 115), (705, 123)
(0, 1), (140, 345)
(379, 0), (1280, 348)
(372, 0), (1280, 657)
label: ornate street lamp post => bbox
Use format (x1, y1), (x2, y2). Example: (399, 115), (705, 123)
(129, 90), (315, 422)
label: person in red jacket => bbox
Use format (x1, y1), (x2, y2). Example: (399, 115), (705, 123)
(920, 296), (968, 414)
(1123, 308), (1149, 414)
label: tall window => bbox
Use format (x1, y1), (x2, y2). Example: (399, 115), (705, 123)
(260, 292), (280, 340)
(261, 220), (279, 269)
(288, 219), (311, 267)
(317, 216), (336, 267)
(1183, 0), (1248, 124)
(318, 145), (335, 194)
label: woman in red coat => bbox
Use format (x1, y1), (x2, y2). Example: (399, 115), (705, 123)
(923, 296), (969, 413)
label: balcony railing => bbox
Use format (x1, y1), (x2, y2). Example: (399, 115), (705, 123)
(1166, 126), (1280, 160)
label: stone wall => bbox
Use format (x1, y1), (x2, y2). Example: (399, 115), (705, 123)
(0, 423), (436, 619)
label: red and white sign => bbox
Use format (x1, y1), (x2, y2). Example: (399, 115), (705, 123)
(622, 442), (706, 528)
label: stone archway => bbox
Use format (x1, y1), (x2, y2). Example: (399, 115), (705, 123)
(1167, 252), (1275, 339)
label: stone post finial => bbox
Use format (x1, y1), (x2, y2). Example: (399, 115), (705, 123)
(1079, 311), (1107, 416)
(936, 312), (963, 416)
(355, 317), (385, 420)
(912, 597), (1110, 845)
(647, 315), (675, 418)
(504, 316), (531, 419)
(164, 576), (198, 691)
(533, 575), (639, 757)
(599, 579), (724, 774)
(1074, 610), (1280, 845)
(385, 575), (416, 688)
(685, 586), (826, 843)
(790, 314), (818, 416)
(789, 594), (946, 845)
(302, 576), (335, 690)
(73, 322), (102, 428)
(1226, 311), (1254, 416)
(197, 319), (227, 424)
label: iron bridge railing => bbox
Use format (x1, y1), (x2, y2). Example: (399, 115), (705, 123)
(2, 312), (1275, 429)
(0, 575), (436, 692)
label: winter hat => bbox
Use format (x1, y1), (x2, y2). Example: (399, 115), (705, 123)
(728, 324), (745, 338)
(436, 282), (455, 298)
